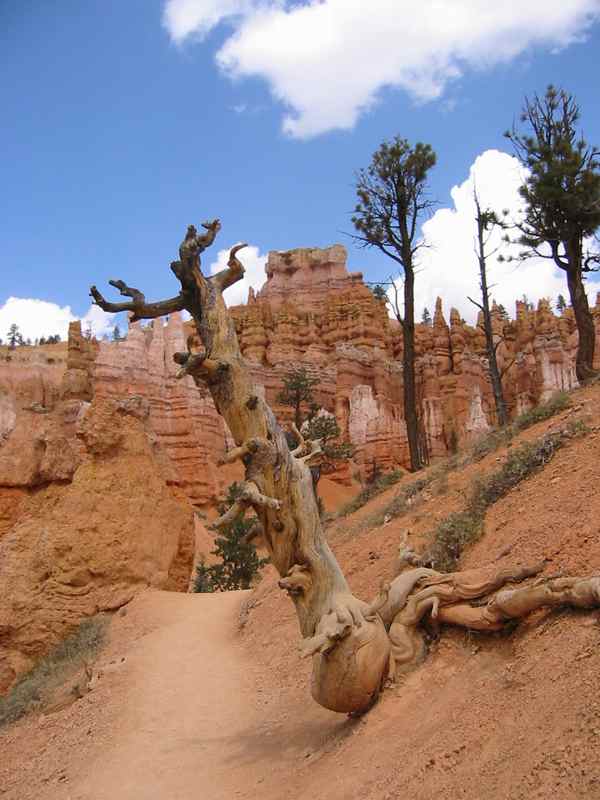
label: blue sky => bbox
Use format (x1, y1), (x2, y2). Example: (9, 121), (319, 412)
(1, 1), (600, 339)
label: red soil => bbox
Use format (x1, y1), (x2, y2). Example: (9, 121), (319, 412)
(2, 383), (600, 799)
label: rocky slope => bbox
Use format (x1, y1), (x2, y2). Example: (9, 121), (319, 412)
(0, 338), (196, 693)
(1, 381), (599, 800)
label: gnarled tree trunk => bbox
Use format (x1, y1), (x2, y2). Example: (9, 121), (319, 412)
(90, 220), (600, 715)
(91, 222), (389, 714)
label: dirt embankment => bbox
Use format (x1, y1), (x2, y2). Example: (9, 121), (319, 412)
(2, 383), (600, 800)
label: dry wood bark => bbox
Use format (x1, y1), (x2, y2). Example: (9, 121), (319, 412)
(91, 220), (600, 714)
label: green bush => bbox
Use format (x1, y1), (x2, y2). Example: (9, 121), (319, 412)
(513, 391), (571, 430)
(194, 483), (269, 592)
(424, 510), (483, 573)
(468, 429), (512, 463)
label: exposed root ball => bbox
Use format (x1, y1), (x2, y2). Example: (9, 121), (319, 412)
(310, 617), (390, 714)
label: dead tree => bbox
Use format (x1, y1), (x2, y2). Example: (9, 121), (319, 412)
(90, 219), (600, 715)
(467, 191), (509, 427)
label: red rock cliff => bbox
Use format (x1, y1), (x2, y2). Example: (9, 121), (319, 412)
(54, 244), (598, 491)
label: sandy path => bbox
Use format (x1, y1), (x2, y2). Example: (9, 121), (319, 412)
(71, 590), (261, 800)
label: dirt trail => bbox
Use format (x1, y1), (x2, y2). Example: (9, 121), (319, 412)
(2, 587), (351, 800)
(3, 384), (600, 800)
(71, 591), (263, 800)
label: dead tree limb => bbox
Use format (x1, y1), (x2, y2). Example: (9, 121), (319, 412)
(91, 219), (388, 714)
(90, 218), (600, 715)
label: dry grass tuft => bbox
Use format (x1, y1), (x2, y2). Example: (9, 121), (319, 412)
(423, 420), (588, 572)
(0, 615), (108, 727)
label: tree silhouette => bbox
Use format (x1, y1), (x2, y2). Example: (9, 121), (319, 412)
(467, 192), (510, 427)
(7, 324), (23, 349)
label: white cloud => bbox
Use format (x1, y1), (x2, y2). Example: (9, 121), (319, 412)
(80, 305), (118, 337)
(162, 0), (262, 42)
(392, 149), (599, 323)
(163, 0), (600, 137)
(209, 243), (267, 305)
(0, 297), (115, 343)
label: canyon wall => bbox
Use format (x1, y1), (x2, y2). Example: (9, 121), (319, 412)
(0, 333), (196, 693)
(19, 243), (595, 501)
(1, 243), (599, 690)
(2, 245), (599, 512)
(230, 245), (600, 479)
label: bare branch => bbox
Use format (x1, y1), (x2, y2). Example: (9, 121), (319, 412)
(290, 423), (307, 456)
(389, 277), (404, 327)
(210, 480), (281, 531)
(211, 243), (248, 291)
(89, 283), (185, 323)
(467, 296), (484, 311)
(500, 357), (517, 377)
(173, 351), (228, 380)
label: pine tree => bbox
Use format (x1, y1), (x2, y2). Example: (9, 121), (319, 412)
(277, 366), (319, 429)
(421, 307), (432, 325)
(278, 367), (354, 486)
(112, 324), (122, 341)
(352, 137), (436, 471)
(7, 324), (21, 349)
(303, 413), (355, 484)
(556, 294), (568, 314)
(370, 284), (388, 302)
(505, 86), (600, 381)
(193, 483), (269, 592)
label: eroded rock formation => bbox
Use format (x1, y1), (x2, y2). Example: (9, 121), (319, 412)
(6, 247), (594, 505)
(3, 246), (597, 518)
(0, 333), (195, 693)
(230, 247), (600, 479)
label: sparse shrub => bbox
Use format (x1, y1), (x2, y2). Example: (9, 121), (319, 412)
(468, 429), (513, 463)
(0, 615), (108, 727)
(369, 475), (432, 526)
(512, 392), (570, 431)
(423, 423), (587, 572)
(464, 392), (571, 465)
(340, 469), (403, 516)
(424, 510), (483, 573)
(470, 435), (562, 511)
